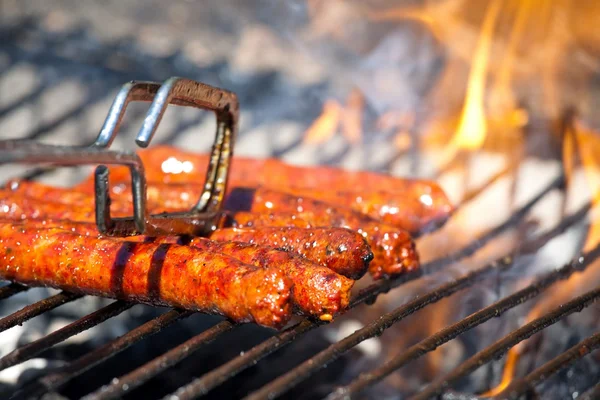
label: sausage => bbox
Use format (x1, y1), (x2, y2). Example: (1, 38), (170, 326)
(210, 227), (372, 280)
(226, 188), (420, 279)
(0, 188), (418, 279)
(0, 192), (97, 222)
(280, 186), (452, 234)
(2, 219), (353, 319)
(0, 223), (292, 329)
(71, 145), (452, 233)
(182, 237), (353, 318)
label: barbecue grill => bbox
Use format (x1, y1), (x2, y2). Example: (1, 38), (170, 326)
(0, 4), (599, 400)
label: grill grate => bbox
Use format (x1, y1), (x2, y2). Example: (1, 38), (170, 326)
(1, 12), (599, 400)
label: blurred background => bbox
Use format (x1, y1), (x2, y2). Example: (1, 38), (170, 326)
(2, 0), (600, 177)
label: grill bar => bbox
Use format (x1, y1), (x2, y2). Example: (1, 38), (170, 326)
(456, 163), (517, 211)
(171, 319), (315, 400)
(0, 301), (133, 372)
(0, 291), (83, 333)
(411, 283), (600, 400)
(501, 331), (600, 399)
(85, 320), (235, 400)
(245, 203), (587, 400)
(11, 309), (193, 400)
(0, 283), (28, 300)
(245, 258), (510, 400)
(328, 244), (600, 400)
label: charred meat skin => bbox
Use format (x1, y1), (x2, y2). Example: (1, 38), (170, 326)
(71, 145), (453, 233)
(227, 188), (420, 280)
(1, 220), (353, 318)
(210, 227), (372, 280)
(0, 224), (292, 329)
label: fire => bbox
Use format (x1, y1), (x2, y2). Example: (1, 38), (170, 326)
(304, 99), (343, 144)
(304, 90), (364, 144)
(448, 0), (500, 150)
(567, 119), (600, 251)
(482, 116), (600, 397)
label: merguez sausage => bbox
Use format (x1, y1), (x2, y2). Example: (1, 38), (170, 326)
(71, 145), (453, 233)
(1, 219), (354, 319)
(227, 188), (420, 279)
(0, 223), (292, 329)
(210, 227), (372, 280)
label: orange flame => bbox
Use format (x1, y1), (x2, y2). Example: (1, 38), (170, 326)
(483, 116), (600, 397)
(569, 119), (600, 251)
(447, 0), (501, 152)
(304, 99), (343, 144)
(304, 90), (364, 144)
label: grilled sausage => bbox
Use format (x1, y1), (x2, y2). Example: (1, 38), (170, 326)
(182, 237), (353, 318)
(0, 192), (97, 221)
(226, 188), (420, 279)
(1, 219), (353, 319)
(71, 145), (452, 233)
(280, 186), (452, 234)
(0, 188), (418, 279)
(0, 223), (292, 328)
(210, 227), (372, 279)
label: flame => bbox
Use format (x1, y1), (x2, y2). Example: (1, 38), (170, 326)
(446, 0), (501, 153)
(304, 99), (342, 144)
(569, 119), (600, 251)
(483, 116), (600, 397)
(304, 90), (364, 144)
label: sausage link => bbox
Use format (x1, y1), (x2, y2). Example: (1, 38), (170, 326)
(2, 219), (353, 318)
(71, 145), (452, 233)
(227, 188), (420, 279)
(210, 227), (372, 280)
(183, 237), (353, 318)
(0, 223), (292, 328)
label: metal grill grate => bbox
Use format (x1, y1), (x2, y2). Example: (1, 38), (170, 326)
(0, 11), (599, 400)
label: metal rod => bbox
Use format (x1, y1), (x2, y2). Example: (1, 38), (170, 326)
(244, 258), (510, 400)
(456, 163), (517, 211)
(83, 320), (235, 400)
(0, 301), (133, 372)
(166, 319), (316, 400)
(410, 284), (600, 400)
(327, 244), (600, 400)
(0, 291), (83, 333)
(10, 309), (192, 400)
(500, 331), (600, 399)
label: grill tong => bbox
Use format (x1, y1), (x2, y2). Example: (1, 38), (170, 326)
(0, 77), (239, 237)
